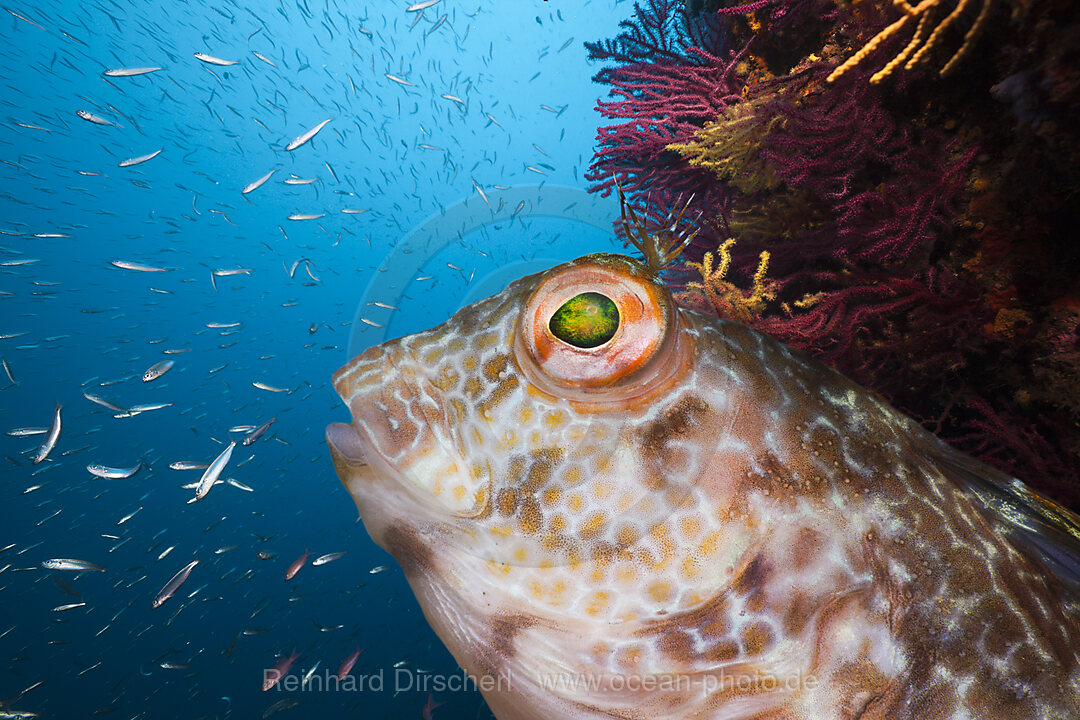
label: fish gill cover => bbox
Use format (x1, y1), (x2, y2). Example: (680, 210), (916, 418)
(0, 1), (632, 718)
(585, 0), (1080, 511)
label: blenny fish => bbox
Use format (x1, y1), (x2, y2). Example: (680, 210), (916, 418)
(328, 244), (1080, 718)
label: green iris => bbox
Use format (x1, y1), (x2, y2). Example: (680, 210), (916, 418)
(548, 292), (620, 348)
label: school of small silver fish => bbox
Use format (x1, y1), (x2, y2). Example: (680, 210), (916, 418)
(0, 0), (605, 718)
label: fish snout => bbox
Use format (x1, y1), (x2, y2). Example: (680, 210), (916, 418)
(326, 421), (371, 470)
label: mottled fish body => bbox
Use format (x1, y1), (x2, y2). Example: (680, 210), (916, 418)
(328, 252), (1080, 720)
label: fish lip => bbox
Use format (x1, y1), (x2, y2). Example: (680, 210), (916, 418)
(326, 421), (375, 471)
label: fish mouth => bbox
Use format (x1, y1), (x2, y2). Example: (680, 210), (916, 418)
(327, 419), (443, 558)
(326, 421), (372, 470)
(326, 421), (387, 538)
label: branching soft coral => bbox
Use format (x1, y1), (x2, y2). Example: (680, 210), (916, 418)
(677, 238), (777, 322)
(756, 269), (988, 381)
(586, 0), (749, 256)
(949, 399), (1080, 509)
(666, 97), (784, 193)
(588, 0), (730, 74)
(827, 0), (999, 84)
(658, 57), (976, 274)
(752, 68), (976, 269)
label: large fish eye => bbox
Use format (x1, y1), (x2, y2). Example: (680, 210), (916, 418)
(548, 292), (619, 349)
(515, 254), (681, 396)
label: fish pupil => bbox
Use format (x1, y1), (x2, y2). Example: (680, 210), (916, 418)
(548, 292), (619, 349)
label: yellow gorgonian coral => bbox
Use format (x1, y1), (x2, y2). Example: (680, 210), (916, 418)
(666, 100), (783, 194)
(676, 239), (777, 323)
(828, 0), (997, 85)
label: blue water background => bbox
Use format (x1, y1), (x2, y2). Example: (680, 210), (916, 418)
(0, 1), (632, 717)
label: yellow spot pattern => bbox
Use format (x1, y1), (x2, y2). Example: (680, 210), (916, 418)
(586, 591), (610, 617)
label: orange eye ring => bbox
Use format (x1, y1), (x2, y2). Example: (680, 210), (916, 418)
(514, 254), (679, 396)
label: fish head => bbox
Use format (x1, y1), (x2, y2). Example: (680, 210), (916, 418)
(328, 253), (791, 711)
(328, 253), (727, 562)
